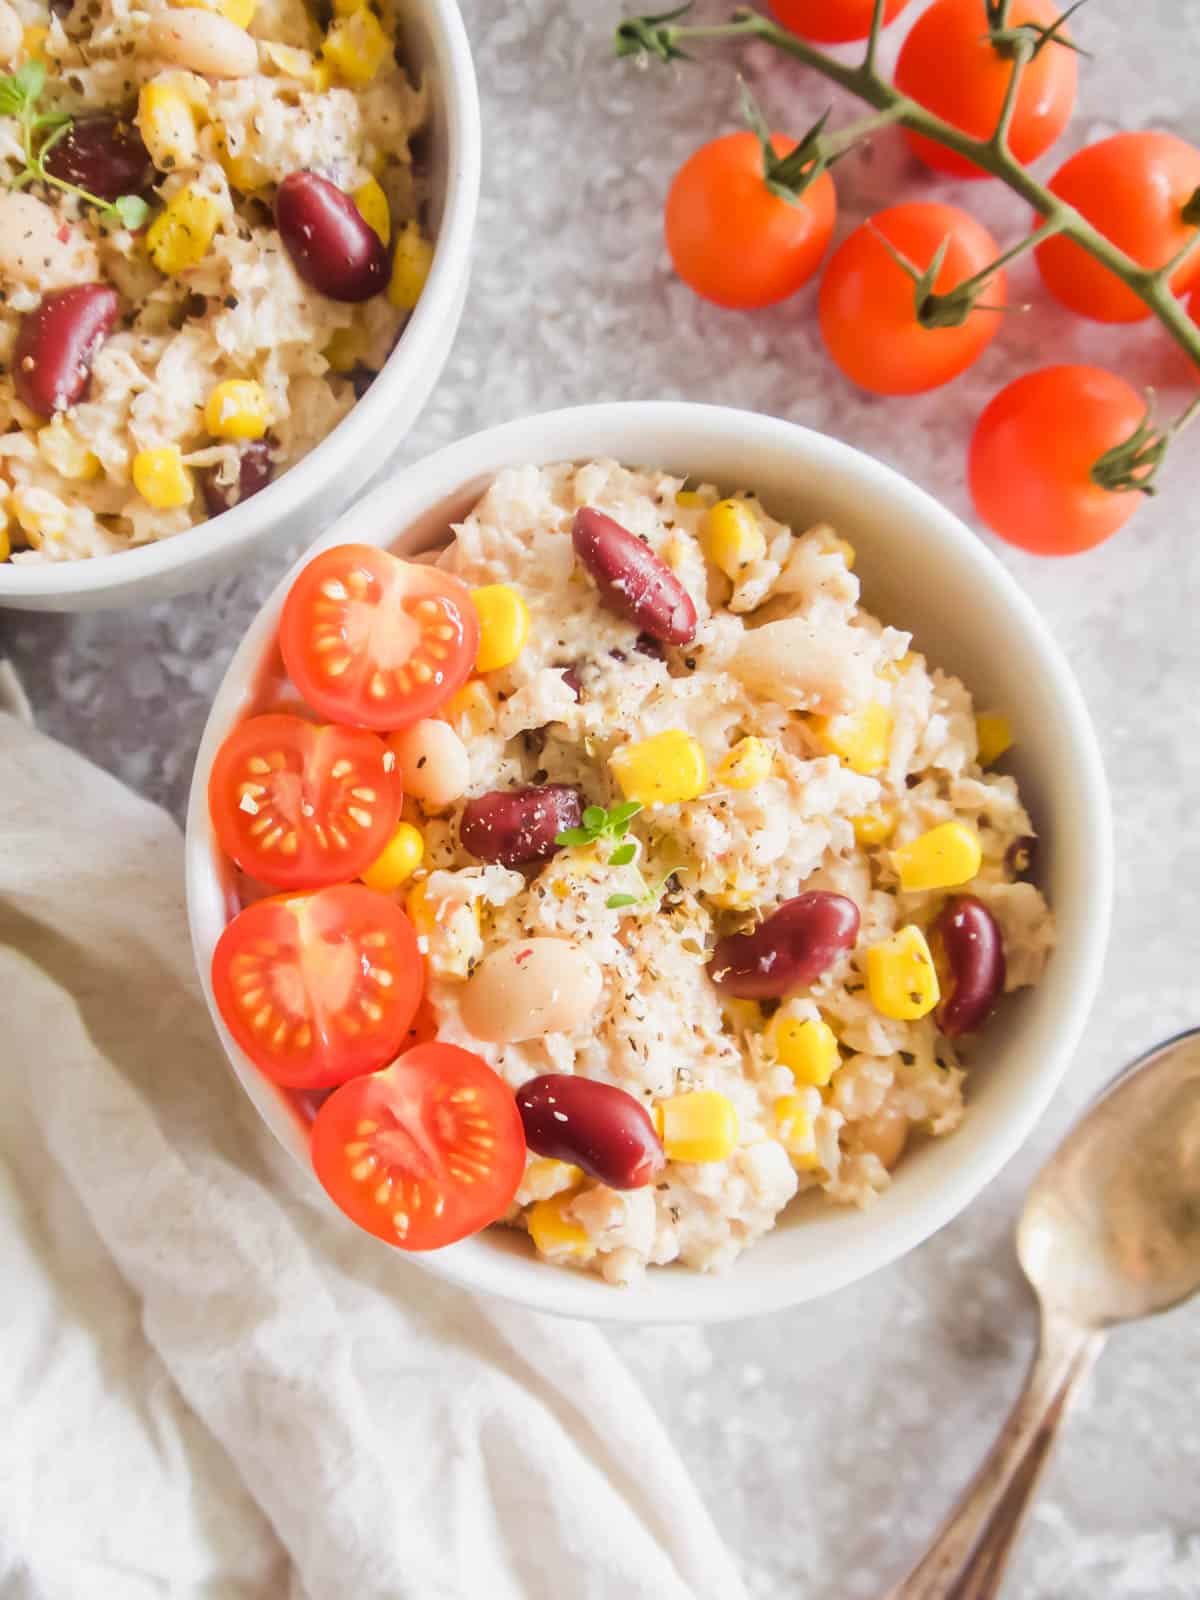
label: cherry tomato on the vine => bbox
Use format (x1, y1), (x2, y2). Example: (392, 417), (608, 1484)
(969, 366), (1147, 554)
(1034, 132), (1200, 322)
(895, 0), (1076, 178)
(211, 883), (423, 1088)
(310, 1043), (526, 1250)
(280, 544), (480, 731)
(208, 713), (403, 890)
(818, 202), (1006, 395)
(771, 0), (911, 43)
(664, 131), (837, 309)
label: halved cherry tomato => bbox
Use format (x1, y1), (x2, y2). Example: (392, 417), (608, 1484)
(211, 884), (423, 1088)
(310, 1043), (526, 1251)
(771, 0), (910, 43)
(968, 365), (1146, 554)
(895, 0), (1076, 178)
(664, 131), (837, 309)
(208, 713), (403, 890)
(280, 544), (480, 731)
(818, 202), (1006, 395)
(1034, 132), (1200, 322)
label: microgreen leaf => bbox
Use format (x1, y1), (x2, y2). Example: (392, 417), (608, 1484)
(606, 893), (639, 909)
(112, 194), (150, 230)
(608, 842), (637, 867)
(582, 805), (607, 830)
(555, 800), (645, 851)
(554, 826), (595, 848)
(608, 801), (643, 828)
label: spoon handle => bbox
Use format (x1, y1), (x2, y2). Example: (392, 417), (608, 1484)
(885, 1315), (1104, 1600)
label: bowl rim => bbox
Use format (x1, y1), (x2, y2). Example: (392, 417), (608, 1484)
(0, 0), (481, 603)
(186, 401), (1113, 1324)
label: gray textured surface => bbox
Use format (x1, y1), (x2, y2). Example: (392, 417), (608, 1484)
(4, 1), (1200, 1594)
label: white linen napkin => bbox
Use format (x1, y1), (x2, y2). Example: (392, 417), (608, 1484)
(0, 707), (747, 1600)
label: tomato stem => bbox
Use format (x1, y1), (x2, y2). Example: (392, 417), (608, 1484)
(989, 32), (1031, 155)
(1090, 392), (1200, 497)
(862, 0), (888, 76)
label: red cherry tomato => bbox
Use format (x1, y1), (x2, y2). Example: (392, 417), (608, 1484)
(208, 713), (403, 890)
(895, 0), (1076, 178)
(211, 884), (423, 1088)
(818, 202), (1006, 395)
(310, 1043), (526, 1251)
(664, 131), (837, 309)
(771, 0), (910, 43)
(280, 544), (480, 731)
(1034, 132), (1200, 322)
(968, 365), (1147, 554)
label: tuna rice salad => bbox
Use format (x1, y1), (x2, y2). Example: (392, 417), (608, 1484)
(0, 0), (429, 564)
(206, 461), (1054, 1287)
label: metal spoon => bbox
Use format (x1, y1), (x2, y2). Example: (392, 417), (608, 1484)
(887, 1026), (1200, 1600)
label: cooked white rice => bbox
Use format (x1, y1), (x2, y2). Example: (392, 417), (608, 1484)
(0, 0), (428, 562)
(413, 461), (1054, 1285)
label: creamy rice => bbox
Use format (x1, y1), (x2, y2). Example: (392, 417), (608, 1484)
(0, 0), (427, 562)
(409, 461), (1054, 1285)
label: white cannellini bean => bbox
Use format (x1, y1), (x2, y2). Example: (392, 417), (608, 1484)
(0, 193), (100, 289)
(390, 719), (471, 808)
(0, 1), (23, 63)
(459, 938), (603, 1044)
(145, 11), (258, 78)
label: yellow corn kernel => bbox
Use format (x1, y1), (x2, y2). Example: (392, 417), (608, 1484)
(816, 529), (856, 569)
(10, 487), (68, 547)
(705, 498), (766, 580)
(361, 821), (424, 893)
(132, 447), (193, 510)
(709, 874), (756, 911)
(892, 821), (982, 893)
(333, 0), (366, 13)
(0, 522), (9, 563)
(442, 679), (495, 737)
(550, 880), (569, 900)
(852, 806), (896, 847)
(353, 176), (391, 245)
(611, 729), (707, 808)
(259, 40), (322, 84)
(975, 712), (1013, 768)
(774, 1094), (822, 1169)
(178, 0), (257, 25)
(716, 735), (772, 791)
(322, 6), (389, 85)
(406, 880), (480, 979)
(655, 1090), (739, 1164)
(769, 1016), (840, 1087)
(138, 83), (198, 173)
(203, 379), (270, 442)
(879, 650), (917, 684)
(471, 584), (531, 674)
(22, 25), (48, 61)
(389, 221), (434, 310)
(322, 325), (369, 375)
(675, 489), (710, 509)
(527, 1194), (593, 1260)
(37, 417), (101, 481)
(722, 997), (762, 1033)
(146, 185), (220, 275)
(213, 123), (263, 193)
(866, 925), (940, 1021)
(810, 701), (893, 776)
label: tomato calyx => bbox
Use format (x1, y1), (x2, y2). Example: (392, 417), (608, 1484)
(739, 81), (834, 205)
(984, 0), (1088, 62)
(614, 5), (696, 65)
(866, 219), (1009, 331)
(1089, 390), (1200, 497)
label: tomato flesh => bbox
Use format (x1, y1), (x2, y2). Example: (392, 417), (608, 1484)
(208, 713), (402, 890)
(212, 884), (423, 1088)
(896, 0), (1076, 178)
(311, 1043), (526, 1250)
(664, 131), (837, 310)
(280, 544), (480, 731)
(818, 202), (1006, 395)
(968, 365), (1146, 554)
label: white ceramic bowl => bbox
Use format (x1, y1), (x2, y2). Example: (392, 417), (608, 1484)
(186, 402), (1112, 1324)
(0, 0), (479, 613)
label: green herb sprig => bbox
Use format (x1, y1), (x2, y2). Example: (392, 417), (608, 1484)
(0, 63), (150, 230)
(554, 801), (683, 911)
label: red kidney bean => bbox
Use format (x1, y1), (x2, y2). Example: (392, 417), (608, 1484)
(932, 896), (1006, 1039)
(560, 665), (582, 701)
(572, 507), (698, 646)
(460, 785), (582, 867)
(634, 633), (664, 659)
(517, 1073), (665, 1189)
(1005, 835), (1037, 878)
(275, 172), (388, 302)
(710, 891), (861, 999)
(201, 440), (274, 517)
(14, 284), (121, 416)
(43, 115), (153, 203)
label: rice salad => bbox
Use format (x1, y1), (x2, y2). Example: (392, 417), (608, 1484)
(407, 460), (1056, 1285)
(0, 0), (429, 563)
